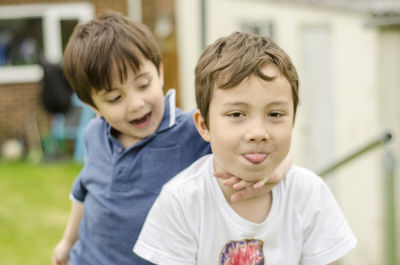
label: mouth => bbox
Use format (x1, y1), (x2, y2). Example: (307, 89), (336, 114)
(130, 112), (152, 128)
(243, 152), (268, 164)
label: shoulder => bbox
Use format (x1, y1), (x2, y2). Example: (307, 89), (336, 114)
(285, 165), (325, 190)
(83, 116), (107, 136)
(277, 165), (328, 210)
(162, 154), (212, 199)
(163, 108), (210, 152)
(174, 108), (196, 128)
(82, 117), (110, 152)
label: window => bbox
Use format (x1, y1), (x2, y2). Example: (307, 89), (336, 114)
(0, 17), (43, 66)
(0, 3), (94, 84)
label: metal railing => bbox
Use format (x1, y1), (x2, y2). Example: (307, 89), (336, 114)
(318, 131), (397, 265)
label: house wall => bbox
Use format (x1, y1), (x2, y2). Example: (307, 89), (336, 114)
(0, 0), (127, 150)
(0, 82), (49, 142)
(176, 0), (399, 264)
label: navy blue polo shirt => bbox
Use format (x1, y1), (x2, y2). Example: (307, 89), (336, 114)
(69, 90), (211, 265)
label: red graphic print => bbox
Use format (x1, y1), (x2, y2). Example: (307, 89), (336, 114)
(219, 239), (264, 265)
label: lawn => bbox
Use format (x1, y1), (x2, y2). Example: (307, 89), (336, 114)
(0, 160), (82, 265)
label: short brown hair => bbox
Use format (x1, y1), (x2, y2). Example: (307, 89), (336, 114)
(195, 32), (299, 127)
(63, 10), (161, 107)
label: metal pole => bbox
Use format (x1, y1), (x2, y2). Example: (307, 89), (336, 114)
(200, 0), (207, 50)
(318, 132), (392, 177)
(383, 143), (397, 265)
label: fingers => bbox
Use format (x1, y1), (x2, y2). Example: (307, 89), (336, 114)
(52, 256), (61, 265)
(230, 187), (251, 203)
(232, 179), (253, 190)
(223, 176), (241, 186)
(214, 172), (242, 187)
(214, 172), (256, 189)
(213, 171), (233, 179)
(252, 155), (293, 189)
(252, 177), (268, 189)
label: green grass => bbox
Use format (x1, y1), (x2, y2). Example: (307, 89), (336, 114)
(0, 160), (82, 265)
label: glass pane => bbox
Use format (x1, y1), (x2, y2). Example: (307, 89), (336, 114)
(61, 19), (78, 55)
(0, 18), (43, 66)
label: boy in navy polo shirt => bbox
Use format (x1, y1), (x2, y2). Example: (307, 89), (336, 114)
(52, 11), (289, 265)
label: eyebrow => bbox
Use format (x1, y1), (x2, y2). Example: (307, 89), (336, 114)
(267, 100), (290, 107)
(223, 100), (290, 107)
(133, 71), (150, 80)
(222, 102), (248, 107)
(101, 71), (151, 94)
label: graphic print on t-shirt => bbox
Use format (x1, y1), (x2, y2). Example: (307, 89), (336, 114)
(219, 239), (264, 265)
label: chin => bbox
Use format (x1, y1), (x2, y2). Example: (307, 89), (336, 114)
(241, 168), (274, 182)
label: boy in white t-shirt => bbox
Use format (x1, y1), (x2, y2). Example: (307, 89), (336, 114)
(134, 32), (357, 265)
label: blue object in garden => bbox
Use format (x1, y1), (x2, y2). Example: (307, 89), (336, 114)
(51, 93), (95, 162)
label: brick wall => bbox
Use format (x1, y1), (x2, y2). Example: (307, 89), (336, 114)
(0, 0), (127, 15)
(0, 82), (50, 148)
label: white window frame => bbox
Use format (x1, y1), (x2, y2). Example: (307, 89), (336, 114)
(0, 3), (94, 84)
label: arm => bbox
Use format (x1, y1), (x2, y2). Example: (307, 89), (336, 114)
(214, 154), (293, 202)
(52, 201), (84, 265)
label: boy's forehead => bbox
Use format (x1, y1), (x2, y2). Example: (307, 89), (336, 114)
(212, 71), (292, 101)
(109, 59), (156, 84)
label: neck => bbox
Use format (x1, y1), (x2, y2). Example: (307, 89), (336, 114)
(116, 131), (140, 149)
(216, 178), (273, 224)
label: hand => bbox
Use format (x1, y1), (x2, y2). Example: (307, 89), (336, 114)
(52, 239), (73, 265)
(214, 155), (293, 202)
(253, 154), (293, 190)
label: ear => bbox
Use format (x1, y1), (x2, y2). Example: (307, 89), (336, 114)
(193, 109), (210, 142)
(159, 63), (164, 89)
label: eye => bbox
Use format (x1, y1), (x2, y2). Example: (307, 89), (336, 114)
(227, 112), (245, 118)
(138, 79), (151, 90)
(269, 112), (284, 118)
(107, 95), (121, 103)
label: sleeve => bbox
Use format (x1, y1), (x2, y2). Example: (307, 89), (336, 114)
(300, 179), (357, 265)
(69, 174), (87, 203)
(133, 186), (198, 265)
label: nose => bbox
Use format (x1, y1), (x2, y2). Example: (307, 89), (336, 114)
(244, 119), (270, 143)
(127, 93), (145, 112)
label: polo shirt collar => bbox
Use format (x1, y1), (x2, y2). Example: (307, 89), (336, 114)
(157, 89), (176, 132)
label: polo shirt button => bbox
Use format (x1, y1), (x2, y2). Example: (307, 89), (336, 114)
(118, 148), (122, 153)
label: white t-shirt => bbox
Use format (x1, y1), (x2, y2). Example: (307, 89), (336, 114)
(134, 154), (357, 265)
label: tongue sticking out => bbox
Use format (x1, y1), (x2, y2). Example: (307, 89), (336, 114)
(243, 153), (267, 164)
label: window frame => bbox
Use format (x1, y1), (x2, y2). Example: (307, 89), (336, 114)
(0, 3), (94, 84)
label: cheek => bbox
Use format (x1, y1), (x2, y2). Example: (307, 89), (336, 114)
(211, 130), (239, 153)
(103, 107), (125, 123)
(275, 126), (292, 148)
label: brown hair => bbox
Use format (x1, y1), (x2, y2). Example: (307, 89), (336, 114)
(195, 32), (299, 127)
(63, 10), (161, 107)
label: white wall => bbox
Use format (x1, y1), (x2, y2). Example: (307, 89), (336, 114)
(175, 0), (203, 111)
(176, 0), (399, 264)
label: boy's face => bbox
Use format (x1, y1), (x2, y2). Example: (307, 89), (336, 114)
(91, 59), (164, 147)
(194, 64), (294, 182)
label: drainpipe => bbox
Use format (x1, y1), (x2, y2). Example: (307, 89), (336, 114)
(200, 0), (207, 50)
(384, 142), (397, 265)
